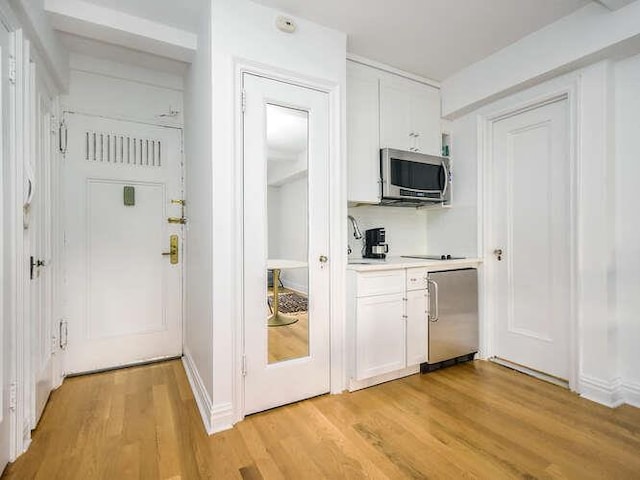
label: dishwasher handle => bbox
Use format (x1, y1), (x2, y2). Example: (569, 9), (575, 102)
(428, 279), (439, 322)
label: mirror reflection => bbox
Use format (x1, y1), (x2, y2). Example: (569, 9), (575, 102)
(266, 104), (310, 364)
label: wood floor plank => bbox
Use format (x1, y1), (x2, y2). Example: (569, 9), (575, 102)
(3, 359), (640, 480)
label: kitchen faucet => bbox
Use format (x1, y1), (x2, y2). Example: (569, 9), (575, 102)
(348, 215), (363, 239)
(347, 215), (363, 255)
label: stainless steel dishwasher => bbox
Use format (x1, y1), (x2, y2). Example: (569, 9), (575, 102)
(421, 268), (479, 373)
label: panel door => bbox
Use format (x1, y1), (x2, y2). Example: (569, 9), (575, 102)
(406, 288), (428, 366)
(346, 62), (380, 204)
(356, 293), (405, 380)
(0, 21), (12, 473)
(492, 99), (570, 380)
(379, 79), (411, 151)
(28, 63), (56, 426)
(63, 113), (183, 374)
(243, 74), (331, 415)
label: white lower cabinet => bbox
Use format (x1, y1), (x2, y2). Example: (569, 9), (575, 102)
(406, 289), (428, 366)
(355, 293), (406, 380)
(348, 268), (429, 390)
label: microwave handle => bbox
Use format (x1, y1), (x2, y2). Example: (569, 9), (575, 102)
(441, 162), (450, 200)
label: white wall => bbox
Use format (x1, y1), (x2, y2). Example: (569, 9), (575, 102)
(183, 0), (214, 429)
(614, 53), (640, 406)
(8, 0), (69, 90)
(442, 1), (640, 118)
(209, 0), (346, 432)
(426, 124), (478, 257)
(438, 8), (640, 405)
(347, 205), (428, 258)
(61, 53), (184, 125)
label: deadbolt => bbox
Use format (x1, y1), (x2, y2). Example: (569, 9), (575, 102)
(494, 248), (503, 261)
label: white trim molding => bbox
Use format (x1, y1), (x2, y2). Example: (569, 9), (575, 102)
(579, 375), (624, 408)
(211, 403), (234, 434)
(181, 351), (214, 434)
(622, 380), (640, 408)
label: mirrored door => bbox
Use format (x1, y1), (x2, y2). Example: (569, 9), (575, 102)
(243, 74), (330, 415)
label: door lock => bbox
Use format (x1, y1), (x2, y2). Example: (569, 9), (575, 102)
(162, 235), (179, 264)
(494, 249), (503, 261)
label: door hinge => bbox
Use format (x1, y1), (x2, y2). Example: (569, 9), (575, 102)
(9, 383), (17, 411)
(241, 89), (246, 113)
(241, 355), (247, 377)
(8, 56), (16, 85)
(59, 119), (68, 154)
(59, 319), (68, 350)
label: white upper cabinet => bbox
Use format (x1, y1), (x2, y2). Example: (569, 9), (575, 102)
(409, 85), (441, 155)
(379, 80), (412, 151)
(380, 74), (441, 155)
(347, 60), (441, 204)
(347, 62), (381, 204)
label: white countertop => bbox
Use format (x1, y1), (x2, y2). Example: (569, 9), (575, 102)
(347, 256), (482, 272)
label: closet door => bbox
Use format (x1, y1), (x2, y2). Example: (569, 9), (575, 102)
(243, 74), (331, 415)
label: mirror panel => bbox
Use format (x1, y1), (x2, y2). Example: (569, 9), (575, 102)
(265, 104), (310, 364)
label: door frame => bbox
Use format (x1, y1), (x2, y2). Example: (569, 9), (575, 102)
(477, 83), (580, 391)
(233, 60), (345, 423)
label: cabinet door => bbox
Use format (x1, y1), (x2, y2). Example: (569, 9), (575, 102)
(347, 63), (381, 203)
(356, 293), (405, 380)
(406, 289), (428, 365)
(379, 79), (412, 151)
(410, 85), (441, 156)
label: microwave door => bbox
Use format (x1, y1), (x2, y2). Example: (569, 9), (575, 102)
(389, 158), (443, 197)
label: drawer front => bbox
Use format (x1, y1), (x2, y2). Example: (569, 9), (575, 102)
(406, 267), (429, 291)
(356, 270), (405, 297)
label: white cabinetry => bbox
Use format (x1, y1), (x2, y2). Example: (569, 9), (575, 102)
(380, 75), (441, 155)
(346, 60), (441, 204)
(355, 293), (405, 380)
(347, 62), (381, 204)
(405, 268), (429, 366)
(348, 267), (429, 390)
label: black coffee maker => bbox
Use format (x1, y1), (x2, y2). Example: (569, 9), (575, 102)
(364, 228), (389, 259)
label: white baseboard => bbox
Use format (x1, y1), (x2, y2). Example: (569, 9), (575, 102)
(348, 364), (419, 392)
(211, 403), (234, 433)
(622, 380), (640, 408)
(579, 374), (624, 408)
(182, 351), (214, 434)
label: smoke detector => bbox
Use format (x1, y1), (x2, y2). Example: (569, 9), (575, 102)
(276, 16), (296, 33)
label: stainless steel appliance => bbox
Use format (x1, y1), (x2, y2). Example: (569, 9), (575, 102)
(422, 268), (478, 372)
(380, 148), (451, 206)
(364, 227), (388, 259)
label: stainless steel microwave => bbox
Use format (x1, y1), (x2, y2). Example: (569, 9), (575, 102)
(380, 148), (451, 205)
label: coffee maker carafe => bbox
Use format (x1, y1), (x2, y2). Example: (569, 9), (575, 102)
(364, 228), (389, 259)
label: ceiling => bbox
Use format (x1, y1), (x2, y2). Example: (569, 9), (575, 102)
(81, 0), (206, 32)
(252, 0), (592, 80)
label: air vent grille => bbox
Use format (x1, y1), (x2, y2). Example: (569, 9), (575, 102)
(85, 132), (162, 167)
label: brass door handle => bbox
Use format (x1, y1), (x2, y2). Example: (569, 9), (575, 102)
(162, 235), (179, 264)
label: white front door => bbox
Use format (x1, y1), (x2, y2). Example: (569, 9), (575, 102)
(243, 74), (330, 415)
(63, 113), (183, 374)
(491, 98), (571, 380)
(0, 20), (12, 474)
(27, 64), (56, 426)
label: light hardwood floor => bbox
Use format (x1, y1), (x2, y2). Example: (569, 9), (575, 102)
(3, 359), (640, 479)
